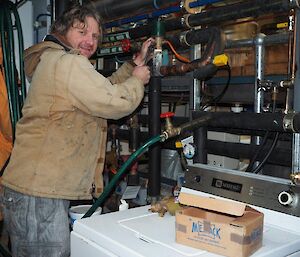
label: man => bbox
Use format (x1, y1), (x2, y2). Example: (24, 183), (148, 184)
(1, 4), (153, 257)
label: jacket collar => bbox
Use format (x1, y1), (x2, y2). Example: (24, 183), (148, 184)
(43, 34), (71, 52)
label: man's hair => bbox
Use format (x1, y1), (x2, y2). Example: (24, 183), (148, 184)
(50, 4), (103, 42)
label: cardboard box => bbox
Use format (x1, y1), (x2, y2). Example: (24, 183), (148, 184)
(176, 192), (263, 257)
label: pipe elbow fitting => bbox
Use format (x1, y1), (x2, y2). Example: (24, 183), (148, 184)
(255, 33), (266, 45)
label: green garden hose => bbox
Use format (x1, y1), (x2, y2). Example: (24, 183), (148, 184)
(8, 1), (26, 103)
(0, 0), (26, 135)
(83, 134), (165, 218)
(82, 113), (212, 218)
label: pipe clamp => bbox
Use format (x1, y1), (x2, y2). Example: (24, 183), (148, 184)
(283, 113), (296, 132)
(180, 30), (191, 46)
(183, 14), (192, 29)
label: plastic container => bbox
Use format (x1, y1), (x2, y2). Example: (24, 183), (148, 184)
(119, 199), (129, 211)
(69, 205), (102, 226)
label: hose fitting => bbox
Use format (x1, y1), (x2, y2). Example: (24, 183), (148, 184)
(162, 114), (212, 140)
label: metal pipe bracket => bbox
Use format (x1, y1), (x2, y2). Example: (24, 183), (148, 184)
(283, 112), (296, 132)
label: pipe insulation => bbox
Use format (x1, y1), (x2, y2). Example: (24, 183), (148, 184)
(111, 0), (291, 40)
(108, 128), (291, 167)
(148, 76), (162, 199)
(89, 0), (180, 21)
(186, 0), (290, 27)
(103, 0), (225, 28)
(160, 27), (224, 76)
(207, 140), (291, 167)
(192, 111), (300, 133)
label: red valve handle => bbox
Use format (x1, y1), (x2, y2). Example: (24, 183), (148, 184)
(160, 112), (175, 118)
(121, 39), (131, 53)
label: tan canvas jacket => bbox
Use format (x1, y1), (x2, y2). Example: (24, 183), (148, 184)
(1, 41), (144, 200)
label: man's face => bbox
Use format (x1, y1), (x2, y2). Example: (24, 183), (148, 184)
(65, 16), (100, 58)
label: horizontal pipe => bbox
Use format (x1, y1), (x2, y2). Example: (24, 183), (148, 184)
(226, 32), (290, 49)
(207, 140), (291, 167)
(112, 125), (293, 144)
(137, 113), (296, 138)
(104, 5), (182, 29)
(92, 0), (180, 21)
(109, 128), (291, 167)
(188, 0), (290, 27)
(112, 0), (291, 40)
(166, 26), (220, 48)
(189, 0), (223, 8)
(192, 111), (300, 133)
(160, 27), (224, 76)
(104, 0), (224, 28)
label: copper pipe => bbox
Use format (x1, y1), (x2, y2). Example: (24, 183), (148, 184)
(160, 41), (216, 76)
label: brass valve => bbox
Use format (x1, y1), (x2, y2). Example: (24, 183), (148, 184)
(160, 111), (175, 131)
(160, 111), (180, 139)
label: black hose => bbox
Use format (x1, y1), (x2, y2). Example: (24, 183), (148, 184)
(253, 132), (280, 174)
(201, 64), (231, 109)
(245, 131), (270, 172)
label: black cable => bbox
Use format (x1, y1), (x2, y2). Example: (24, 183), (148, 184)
(253, 132), (279, 174)
(201, 64), (231, 110)
(245, 131), (270, 172)
(247, 80), (279, 173)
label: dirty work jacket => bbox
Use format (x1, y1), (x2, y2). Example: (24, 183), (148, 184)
(1, 41), (145, 200)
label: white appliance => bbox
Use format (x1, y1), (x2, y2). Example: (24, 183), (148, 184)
(71, 187), (300, 257)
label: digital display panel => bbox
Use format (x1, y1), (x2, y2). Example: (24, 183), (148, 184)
(212, 178), (243, 193)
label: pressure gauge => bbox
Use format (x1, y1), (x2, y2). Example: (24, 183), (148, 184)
(183, 143), (196, 159)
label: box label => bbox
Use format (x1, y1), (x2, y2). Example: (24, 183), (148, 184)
(192, 220), (221, 240)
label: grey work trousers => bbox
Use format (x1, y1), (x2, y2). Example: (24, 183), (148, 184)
(2, 187), (70, 257)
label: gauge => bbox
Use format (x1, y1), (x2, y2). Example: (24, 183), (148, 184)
(183, 143), (196, 159)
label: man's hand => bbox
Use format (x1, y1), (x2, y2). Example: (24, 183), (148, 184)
(132, 65), (150, 85)
(133, 38), (155, 66)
